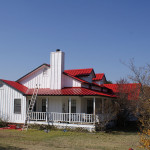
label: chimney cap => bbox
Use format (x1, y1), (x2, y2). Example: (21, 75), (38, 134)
(56, 49), (60, 52)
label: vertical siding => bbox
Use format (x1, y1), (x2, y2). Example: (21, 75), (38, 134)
(50, 51), (65, 89)
(20, 67), (50, 88)
(0, 82), (26, 123)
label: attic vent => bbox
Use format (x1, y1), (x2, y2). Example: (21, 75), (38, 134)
(56, 49), (60, 52)
(43, 68), (48, 76)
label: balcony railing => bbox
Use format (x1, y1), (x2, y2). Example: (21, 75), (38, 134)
(29, 112), (95, 124)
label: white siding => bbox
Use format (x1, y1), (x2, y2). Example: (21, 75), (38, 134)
(50, 51), (65, 89)
(0, 82), (26, 123)
(48, 97), (62, 113)
(20, 67), (50, 88)
(63, 74), (81, 87)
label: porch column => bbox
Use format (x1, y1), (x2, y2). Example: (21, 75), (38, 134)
(46, 98), (48, 122)
(102, 98), (104, 122)
(69, 97), (71, 123)
(93, 97), (96, 124)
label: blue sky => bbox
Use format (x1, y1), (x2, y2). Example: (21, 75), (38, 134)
(0, 0), (150, 83)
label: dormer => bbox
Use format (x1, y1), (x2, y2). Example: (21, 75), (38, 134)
(64, 68), (96, 83)
(92, 73), (106, 85)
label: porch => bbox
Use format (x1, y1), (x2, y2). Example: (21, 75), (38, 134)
(26, 96), (114, 127)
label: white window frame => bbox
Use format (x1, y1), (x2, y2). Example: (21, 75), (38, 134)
(14, 99), (21, 114)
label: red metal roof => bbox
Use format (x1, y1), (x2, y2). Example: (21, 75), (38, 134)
(26, 87), (116, 97)
(93, 73), (104, 81)
(104, 83), (140, 100)
(63, 72), (89, 84)
(0, 79), (116, 97)
(1, 79), (28, 94)
(64, 68), (93, 76)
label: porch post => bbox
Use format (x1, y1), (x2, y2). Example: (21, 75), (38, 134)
(46, 98), (48, 122)
(69, 97), (71, 123)
(93, 97), (96, 124)
(102, 98), (104, 122)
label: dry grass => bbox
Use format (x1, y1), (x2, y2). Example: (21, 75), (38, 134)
(0, 129), (140, 150)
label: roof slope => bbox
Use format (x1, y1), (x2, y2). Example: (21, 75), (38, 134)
(0, 79), (115, 97)
(64, 68), (94, 76)
(1, 79), (28, 94)
(93, 73), (105, 81)
(26, 87), (116, 97)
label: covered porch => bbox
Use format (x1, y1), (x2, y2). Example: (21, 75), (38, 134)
(26, 96), (113, 125)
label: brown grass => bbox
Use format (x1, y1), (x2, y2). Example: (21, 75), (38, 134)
(0, 129), (140, 150)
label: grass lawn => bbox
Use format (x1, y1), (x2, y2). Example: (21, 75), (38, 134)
(0, 129), (140, 150)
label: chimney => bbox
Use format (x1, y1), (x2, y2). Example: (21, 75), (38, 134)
(50, 49), (65, 89)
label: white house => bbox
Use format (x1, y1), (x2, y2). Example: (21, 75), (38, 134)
(0, 49), (116, 131)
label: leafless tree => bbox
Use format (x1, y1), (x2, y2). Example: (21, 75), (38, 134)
(125, 59), (150, 149)
(95, 99), (119, 131)
(115, 78), (140, 128)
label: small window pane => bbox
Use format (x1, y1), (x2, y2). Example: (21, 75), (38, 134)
(14, 99), (21, 114)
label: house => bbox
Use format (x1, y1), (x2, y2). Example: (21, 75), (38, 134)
(0, 49), (136, 131)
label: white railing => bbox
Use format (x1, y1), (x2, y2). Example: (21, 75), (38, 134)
(30, 112), (95, 123)
(30, 112), (46, 121)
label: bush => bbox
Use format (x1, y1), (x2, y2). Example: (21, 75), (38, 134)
(28, 124), (58, 131)
(0, 118), (8, 127)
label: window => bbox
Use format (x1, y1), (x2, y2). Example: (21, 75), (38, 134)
(71, 100), (76, 113)
(68, 99), (76, 113)
(42, 99), (46, 112)
(14, 99), (21, 114)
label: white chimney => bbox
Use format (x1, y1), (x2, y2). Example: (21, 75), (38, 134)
(50, 49), (65, 89)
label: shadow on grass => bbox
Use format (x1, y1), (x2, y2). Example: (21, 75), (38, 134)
(0, 145), (26, 150)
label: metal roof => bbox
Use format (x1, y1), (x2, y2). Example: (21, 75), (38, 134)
(64, 68), (94, 76)
(93, 73), (105, 81)
(26, 87), (116, 97)
(1, 79), (28, 94)
(0, 79), (115, 97)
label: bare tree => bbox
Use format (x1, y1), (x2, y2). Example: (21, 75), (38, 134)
(125, 59), (150, 149)
(96, 99), (119, 131)
(116, 78), (140, 128)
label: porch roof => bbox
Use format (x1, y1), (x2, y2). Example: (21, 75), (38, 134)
(26, 87), (116, 97)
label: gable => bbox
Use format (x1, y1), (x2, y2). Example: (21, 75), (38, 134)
(17, 64), (50, 83)
(18, 65), (50, 88)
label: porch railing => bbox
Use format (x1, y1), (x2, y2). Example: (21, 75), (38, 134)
(30, 112), (95, 123)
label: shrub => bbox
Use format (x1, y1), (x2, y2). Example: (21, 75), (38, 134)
(0, 118), (8, 127)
